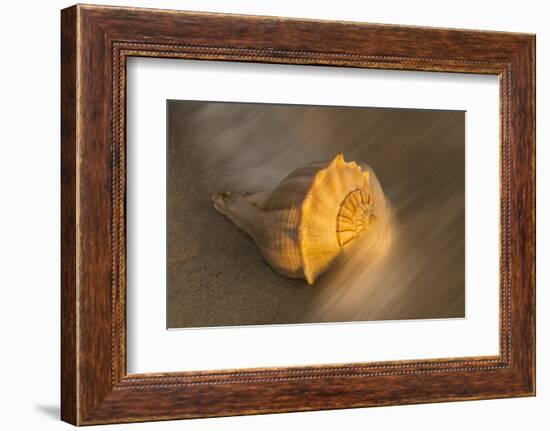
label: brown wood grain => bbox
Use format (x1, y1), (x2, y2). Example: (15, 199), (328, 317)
(60, 5), (78, 425)
(61, 4), (535, 425)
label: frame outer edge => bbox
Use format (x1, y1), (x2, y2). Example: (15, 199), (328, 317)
(531, 34), (536, 396)
(60, 4), (79, 426)
(526, 35), (536, 396)
(523, 34), (536, 395)
(507, 35), (536, 395)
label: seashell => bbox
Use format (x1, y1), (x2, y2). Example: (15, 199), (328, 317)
(212, 153), (388, 284)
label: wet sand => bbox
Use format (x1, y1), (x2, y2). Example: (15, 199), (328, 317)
(167, 101), (465, 328)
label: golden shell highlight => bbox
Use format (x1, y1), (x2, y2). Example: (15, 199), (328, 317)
(212, 153), (386, 284)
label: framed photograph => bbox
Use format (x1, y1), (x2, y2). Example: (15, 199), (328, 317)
(61, 4), (535, 425)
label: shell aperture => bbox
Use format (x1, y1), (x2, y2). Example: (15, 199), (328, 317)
(212, 153), (387, 284)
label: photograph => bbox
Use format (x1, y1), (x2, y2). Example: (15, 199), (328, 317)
(167, 100), (466, 328)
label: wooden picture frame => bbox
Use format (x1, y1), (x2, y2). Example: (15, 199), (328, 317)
(61, 4), (535, 425)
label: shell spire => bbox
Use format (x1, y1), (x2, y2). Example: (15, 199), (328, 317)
(212, 153), (387, 284)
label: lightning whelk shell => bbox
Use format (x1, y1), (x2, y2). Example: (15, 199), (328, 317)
(212, 153), (388, 284)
